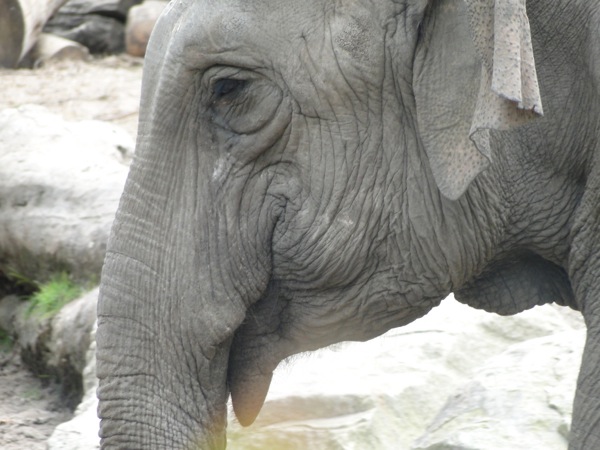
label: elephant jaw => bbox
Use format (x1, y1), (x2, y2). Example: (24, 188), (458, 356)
(229, 370), (274, 426)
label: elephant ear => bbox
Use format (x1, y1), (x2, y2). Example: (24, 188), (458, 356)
(413, 0), (543, 200)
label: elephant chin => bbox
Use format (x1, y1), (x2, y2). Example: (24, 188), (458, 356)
(229, 370), (274, 426)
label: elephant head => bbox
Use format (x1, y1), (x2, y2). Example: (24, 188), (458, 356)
(97, 0), (600, 448)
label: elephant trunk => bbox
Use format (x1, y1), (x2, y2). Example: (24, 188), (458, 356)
(97, 266), (234, 448)
(97, 237), (242, 448)
(96, 128), (277, 448)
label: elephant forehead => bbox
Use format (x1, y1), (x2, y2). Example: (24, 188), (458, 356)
(329, 11), (381, 65)
(168, 0), (303, 58)
(166, 0), (382, 68)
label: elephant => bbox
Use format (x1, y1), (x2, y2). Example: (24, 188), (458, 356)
(96, 0), (600, 448)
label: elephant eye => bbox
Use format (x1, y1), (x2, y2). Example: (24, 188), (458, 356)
(205, 69), (283, 135)
(213, 78), (247, 99)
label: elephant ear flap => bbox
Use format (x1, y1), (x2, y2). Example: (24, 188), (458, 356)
(466, 0), (543, 166)
(413, 0), (543, 200)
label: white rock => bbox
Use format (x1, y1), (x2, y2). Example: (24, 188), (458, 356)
(412, 330), (583, 450)
(47, 288), (99, 377)
(47, 320), (100, 450)
(125, 1), (168, 57)
(46, 297), (584, 450)
(0, 105), (132, 280)
(228, 298), (583, 450)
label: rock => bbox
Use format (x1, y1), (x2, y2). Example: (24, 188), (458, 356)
(412, 330), (583, 450)
(47, 321), (99, 450)
(227, 298), (583, 450)
(0, 295), (24, 336)
(44, 13), (126, 54)
(20, 33), (90, 68)
(0, 288), (98, 409)
(45, 289), (98, 406)
(0, 0), (68, 68)
(47, 289), (98, 377)
(125, 1), (168, 57)
(46, 297), (584, 449)
(0, 105), (132, 282)
(50, 0), (142, 19)
(43, 0), (145, 54)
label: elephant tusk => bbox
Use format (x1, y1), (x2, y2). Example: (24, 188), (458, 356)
(230, 370), (274, 427)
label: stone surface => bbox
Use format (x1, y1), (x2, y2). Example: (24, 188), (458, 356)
(227, 298), (583, 450)
(0, 288), (98, 409)
(46, 297), (584, 449)
(47, 289), (98, 377)
(20, 33), (90, 68)
(125, 1), (168, 57)
(47, 320), (99, 450)
(412, 330), (582, 449)
(45, 14), (126, 55)
(43, 0), (144, 55)
(45, 289), (99, 406)
(0, 0), (68, 68)
(50, 0), (142, 19)
(0, 105), (132, 282)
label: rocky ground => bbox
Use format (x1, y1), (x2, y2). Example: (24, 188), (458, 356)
(0, 349), (72, 450)
(0, 55), (143, 449)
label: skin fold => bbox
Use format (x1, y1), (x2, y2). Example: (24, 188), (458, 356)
(96, 0), (600, 448)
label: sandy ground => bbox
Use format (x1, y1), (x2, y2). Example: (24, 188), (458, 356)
(0, 350), (73, 450)
(0, 55), (143, 448)
(0, 54), (143, 137)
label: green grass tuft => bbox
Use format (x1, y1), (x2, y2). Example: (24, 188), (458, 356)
(26, 272), (83, 318)
(0, 328), (13, 353)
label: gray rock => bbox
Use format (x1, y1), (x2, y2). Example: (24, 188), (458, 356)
(20, 33), (90, 69)
(45, 289), (99, 406)
(47, 320), (99, 450)
(227, 299), (583, 449)
(412, 330), (582, 450)
(0, 105), (132, 282)
(44, 0), (144, 54)
(0, 288), (98, 409)
(47, 289), (98, 375)
(46, 15), (126, 55)
(125, 1), (168, 57)
(45, 297), (584, 450)
(51, 0), (142, 19)
(0, 0), (68, 68)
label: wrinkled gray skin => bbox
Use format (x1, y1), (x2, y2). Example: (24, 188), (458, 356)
(96, 0), (600, 448)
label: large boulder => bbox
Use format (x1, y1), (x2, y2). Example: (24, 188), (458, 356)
(0, 0), (68, 68)
(412, 330), (581, 450)
(0, 105), (132, 282)
(47, 317), (99, 450)
(50, 0), (142, 18)
(20, 33), (90, 68)
(124, 1), (168, 57)
(44, 0), (144, 54)
(0, 288), (98, 409)
(227, 298), (583, 449)
(47, 297), (584, 449)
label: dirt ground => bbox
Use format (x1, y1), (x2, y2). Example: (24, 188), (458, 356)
(0, 350), (73, 449)
(0, 54), (143, 136)
(0, 55), (144, 448)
